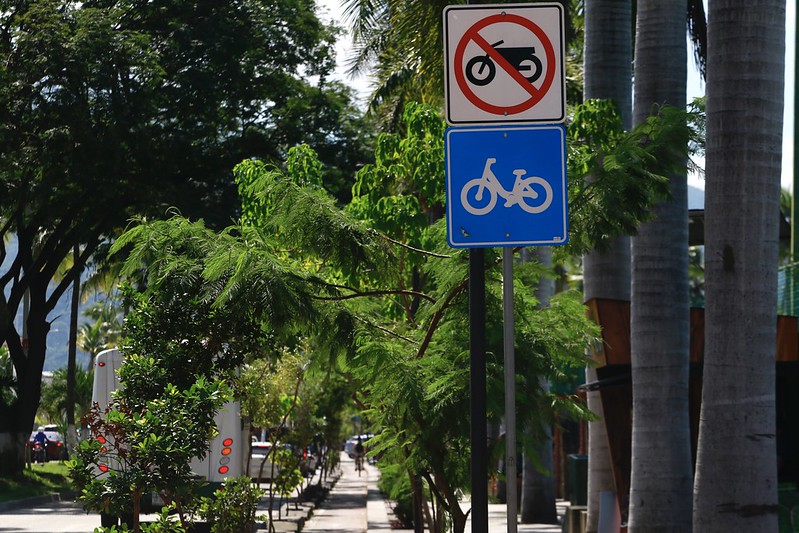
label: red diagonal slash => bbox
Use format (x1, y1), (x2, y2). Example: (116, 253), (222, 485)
(470, 32), (543, 100)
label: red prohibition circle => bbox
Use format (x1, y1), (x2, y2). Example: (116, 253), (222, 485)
(454, 13), (556, 116)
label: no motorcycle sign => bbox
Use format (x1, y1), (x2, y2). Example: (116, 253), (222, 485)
(443, 3), (565, 125)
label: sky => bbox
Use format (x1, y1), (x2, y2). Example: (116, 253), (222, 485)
(319, 0), (798, 194)
(316, 0), (371, 105)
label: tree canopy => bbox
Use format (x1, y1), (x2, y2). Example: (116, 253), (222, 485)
(0, 0), (371, 474)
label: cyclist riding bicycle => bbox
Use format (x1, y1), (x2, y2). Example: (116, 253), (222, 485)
(354, 437), (365, 472)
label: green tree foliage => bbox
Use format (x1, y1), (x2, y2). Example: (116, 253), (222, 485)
(348, 102), (446, 241)
(271, 446), (304, 502)
(70, 232), (293, 530)
(69, 277), (255, 531)
(565, 99), (701, 256)
(77, 299), (123, 368)
(117, 280), (269, 385)
(239, 350), (310, 503)
(0, 0), (370, 474)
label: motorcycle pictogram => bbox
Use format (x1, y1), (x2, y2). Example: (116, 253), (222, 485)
(465, 40), (543, 87)
(461, 158), (553, 215)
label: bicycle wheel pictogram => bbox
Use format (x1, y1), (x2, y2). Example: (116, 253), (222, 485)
(461, 178), (498, 215)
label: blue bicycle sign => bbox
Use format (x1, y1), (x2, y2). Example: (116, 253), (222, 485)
(445, 124), (568, 248)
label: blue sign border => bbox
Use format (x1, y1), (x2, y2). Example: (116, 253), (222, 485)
(445, 124), (568, 248)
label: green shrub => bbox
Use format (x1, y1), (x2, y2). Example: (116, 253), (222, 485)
(376, 461), (414, 528)
(200, 476), (263, 533)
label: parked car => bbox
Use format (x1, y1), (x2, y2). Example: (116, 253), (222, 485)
(300, 444), (319, 476)
(344, 434), (373, 459)
(29, 426), (68, 461)
(249, 441), (281, 481)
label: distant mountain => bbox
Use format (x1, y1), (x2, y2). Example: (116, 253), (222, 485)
(2, 234), (94, 371)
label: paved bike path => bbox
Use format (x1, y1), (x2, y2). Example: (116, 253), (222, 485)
(300, 453), (408, 533)
(302, 452), (567, 533)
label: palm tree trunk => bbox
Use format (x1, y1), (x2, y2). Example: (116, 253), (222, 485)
(582, 1), (632, 530)
(629, 1), (693, 531)
(692, 2), (784, 531)
(66, 245), (79, 454)
(520, 248), (557, 524)
(520, 381), (558, 524)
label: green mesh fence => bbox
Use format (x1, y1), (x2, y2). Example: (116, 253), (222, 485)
(778, 263), (799, 317)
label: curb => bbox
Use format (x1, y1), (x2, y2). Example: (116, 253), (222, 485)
(0, 491), (77, 513)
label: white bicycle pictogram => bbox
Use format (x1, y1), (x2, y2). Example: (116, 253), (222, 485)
(460, 158), (553, 215)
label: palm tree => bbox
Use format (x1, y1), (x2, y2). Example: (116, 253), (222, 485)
(340, 0), (448, 123)
(692, 1), (784, 530)
(66, 245), (81, 453)
(581, 1), (632, 530)
(77, 308), (121, 370)
(628, 1), (693, 530)
(519, 248), (558, 525)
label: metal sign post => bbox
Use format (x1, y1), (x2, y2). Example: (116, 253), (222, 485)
(445, 4), (568, 532)
(469, 248), (488, 532)
(503, 247), (517, 533)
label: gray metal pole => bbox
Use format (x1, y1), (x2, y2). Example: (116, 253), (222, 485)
(502, 247), (518, 533)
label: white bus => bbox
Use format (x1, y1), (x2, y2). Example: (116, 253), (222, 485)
(91, 348), (246, 523)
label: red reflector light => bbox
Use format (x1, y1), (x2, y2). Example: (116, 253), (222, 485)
(222, 438), (233, 446)
(99, 464), (109, 472)
(98, 361), (106, 367)
(56, 442), (62, 447)
(221, 447), (232, 456)
(218, 466), (229, 474)
(97, 435), (106, 444)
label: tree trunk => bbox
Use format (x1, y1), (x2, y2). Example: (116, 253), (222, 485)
(66, 245), (80, 454)
(582, 1), (632, 530)
(629, 1), (693, 531)
(585, 366), (614, 531)
(520, 248), (557, 524)
(520, 391), (558, 524)
(692, 2), (784, 531)
(0, 281), (51, 475)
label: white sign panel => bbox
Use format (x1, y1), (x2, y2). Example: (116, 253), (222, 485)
(444, 3), (565, 125)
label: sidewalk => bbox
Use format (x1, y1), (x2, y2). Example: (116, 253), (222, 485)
(282, 452), (568, 533)
(465, 499), (568, 532)
(287, 452), (409, 533)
